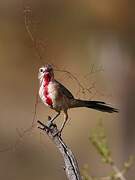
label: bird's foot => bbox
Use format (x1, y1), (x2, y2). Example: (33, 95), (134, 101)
(37, 117), (56, 133)
(46, 116), (54, 128)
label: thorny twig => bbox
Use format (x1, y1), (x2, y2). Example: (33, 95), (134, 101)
(24, 6), (43, 61)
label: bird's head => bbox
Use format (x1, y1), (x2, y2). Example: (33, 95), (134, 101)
(38, 64), (54, 82)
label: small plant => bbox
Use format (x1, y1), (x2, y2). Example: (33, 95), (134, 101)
(82, 122), (134, 180)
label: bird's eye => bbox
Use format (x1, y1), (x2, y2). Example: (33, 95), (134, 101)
(40, 69), (44, 72)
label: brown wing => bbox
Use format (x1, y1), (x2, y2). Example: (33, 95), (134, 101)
(55, 80), (74, 99)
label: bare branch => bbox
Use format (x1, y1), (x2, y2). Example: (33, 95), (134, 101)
(37, 118), (82, 180)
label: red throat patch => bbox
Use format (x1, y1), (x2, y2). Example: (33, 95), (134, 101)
(43, 74), (53, 106)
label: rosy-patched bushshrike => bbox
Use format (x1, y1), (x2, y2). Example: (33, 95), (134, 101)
(38, 64), (118, 135)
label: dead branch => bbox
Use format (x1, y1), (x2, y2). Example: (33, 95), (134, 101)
(37, 117), (82, 180)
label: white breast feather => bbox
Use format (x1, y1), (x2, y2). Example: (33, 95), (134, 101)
(39, 84), (47, 105)
(48, 82), (58, 103)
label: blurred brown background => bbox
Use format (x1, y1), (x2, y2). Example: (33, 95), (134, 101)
(0, 0), (134, 179)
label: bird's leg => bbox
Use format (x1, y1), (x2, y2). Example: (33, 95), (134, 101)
(46, 112), (60, 128)
(50, 111), (60, 123)
(60, 112), (68, 133)
(53, 111), (68, 137)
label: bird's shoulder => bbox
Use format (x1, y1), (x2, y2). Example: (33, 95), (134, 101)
(54, 80), (74, 99)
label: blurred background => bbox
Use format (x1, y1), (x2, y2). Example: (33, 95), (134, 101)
(0, 0), (134, 179)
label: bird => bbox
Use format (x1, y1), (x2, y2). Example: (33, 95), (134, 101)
(38, 64), (118, 135)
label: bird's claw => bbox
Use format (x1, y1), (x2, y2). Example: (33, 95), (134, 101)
(37, 119), (60, 136)
(48, 116), (51, 121)
(37, 120), (52, 133)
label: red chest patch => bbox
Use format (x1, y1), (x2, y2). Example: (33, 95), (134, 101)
(44, 85), (52, 106)
(43, 75), (53, 106)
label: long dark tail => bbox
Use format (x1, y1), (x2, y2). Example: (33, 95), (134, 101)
(70, 99), (118, 113)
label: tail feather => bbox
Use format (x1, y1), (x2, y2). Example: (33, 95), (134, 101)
(70, 99), (118, 113)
